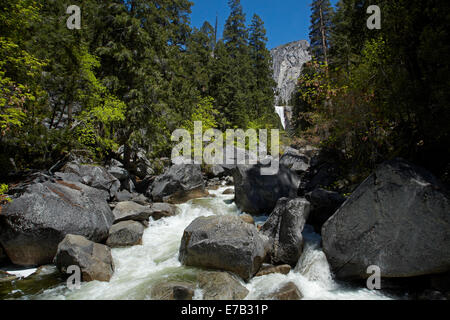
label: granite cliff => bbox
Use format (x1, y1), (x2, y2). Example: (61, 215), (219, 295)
(271, 40), (311, 105)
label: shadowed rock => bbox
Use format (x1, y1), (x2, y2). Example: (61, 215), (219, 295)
(150, 164), (208, 204)
(322, 159), (450, 279)
(233, 164), (300, 216)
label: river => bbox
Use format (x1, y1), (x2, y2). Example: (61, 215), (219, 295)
(6, 187), (392, 300)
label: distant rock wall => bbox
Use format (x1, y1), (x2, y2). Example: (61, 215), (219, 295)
(271, 40), (311, 105)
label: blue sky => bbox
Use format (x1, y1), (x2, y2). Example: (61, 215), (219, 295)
(190, 0), (338, 49)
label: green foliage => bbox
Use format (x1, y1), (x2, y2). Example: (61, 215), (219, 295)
(73, 45), (126, 156)
(0, 0), (278, 176)
(183, 96), (219, 133)
(293, 0), (450, 182)
(0, 184), (8, 195)
(0, 183), (11, 204)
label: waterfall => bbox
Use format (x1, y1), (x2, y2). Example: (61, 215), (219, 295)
(275, 106), (286, 129)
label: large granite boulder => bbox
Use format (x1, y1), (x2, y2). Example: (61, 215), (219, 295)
(198, 271), (249, 300)
(322, 159), (450, 279)
(150, 164), (208, 204)
(233, 164), (300, 216)
(306, 188), (346, 233)
(0, 180), (114, 266)
(54, 234), (114, 282)
(179, 215), (270, 281)
(106, 221), (144, 248)
(261, 198), (310, 266)
(55, 162), (120, 199)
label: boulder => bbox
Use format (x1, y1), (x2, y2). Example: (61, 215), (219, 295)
(107, 159), (129, 181)
(233, 164), (300, 216)
(135, 176), (155, 195)
(305, 188), (346, 233)
(150, 164), (208, 204)
(261, 282), (303, 300)
(149, 203), (178, 221)
(301, 149), (345, 193)
(222, 188), (235, 195)
(117, 146), (154, 179)
(179, 215), (270, 281)
(0, 180), (114, 267)
(0, 245), (8, 266)
(240, 214), (255, 225)
(280, 147), (310, 174)
(150, 280), (195, 300)
(131, 194), (151, 206)
(198, 271), (249, 300)
(55, 162), (120, 199)
(112, 201), (152, 224)
(107, 159), (136, 193)
(255, 264), (291, 277)
(115, 190), (133, 202)
(54, 234), (114, 282)
(322, 159), (450, 279)
(106, 221), (144, 248)
(212, 165), (226, 177)
(261, 198), (310, 266)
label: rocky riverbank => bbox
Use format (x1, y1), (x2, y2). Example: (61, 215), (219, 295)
(0, 146), (449, 300)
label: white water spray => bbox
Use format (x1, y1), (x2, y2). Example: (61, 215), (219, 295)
(275, 106), (286, 129)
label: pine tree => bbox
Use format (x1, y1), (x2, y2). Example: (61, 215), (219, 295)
(248, 14), (277, 126)
(186, 22), (215, 95)
(309, 0), (333, 64)
(216, 0), (252, 128)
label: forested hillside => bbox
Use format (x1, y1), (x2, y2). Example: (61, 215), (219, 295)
(0, 0), (278, 179)
(292, 0), (450, 184)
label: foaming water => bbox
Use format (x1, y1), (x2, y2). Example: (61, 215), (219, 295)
(245, 225), (391, 300)
(22, 187), (390, 300)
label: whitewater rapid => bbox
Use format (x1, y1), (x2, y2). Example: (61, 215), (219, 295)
(22, 187), (390, 300)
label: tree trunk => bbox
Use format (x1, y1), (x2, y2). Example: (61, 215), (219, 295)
(319, 4), (329, 66)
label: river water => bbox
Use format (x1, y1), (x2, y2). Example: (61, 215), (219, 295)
(8, 187), (391, 300)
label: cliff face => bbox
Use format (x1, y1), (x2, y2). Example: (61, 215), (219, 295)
(271, 40), (311, 105)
